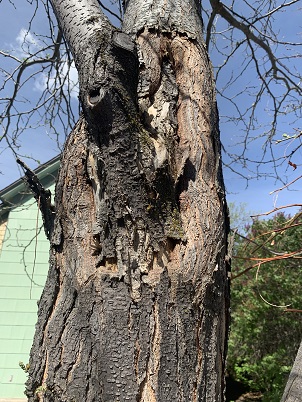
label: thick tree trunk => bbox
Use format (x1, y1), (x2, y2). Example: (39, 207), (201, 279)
(25, 0), (230, 401)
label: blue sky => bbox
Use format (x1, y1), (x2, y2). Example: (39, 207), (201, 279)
(0, 0), (301, 218)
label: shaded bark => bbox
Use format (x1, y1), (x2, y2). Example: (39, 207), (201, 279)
(26, 0), (230, 401)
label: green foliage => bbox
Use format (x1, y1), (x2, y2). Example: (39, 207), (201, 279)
(228, 202), (253, 234)
(228, 210), (302, 401)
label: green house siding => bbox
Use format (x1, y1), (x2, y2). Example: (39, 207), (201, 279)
(0, 157), (59, 400)
(0, 191), (53, 399)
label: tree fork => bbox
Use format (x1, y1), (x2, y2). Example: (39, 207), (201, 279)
(26, 0), (230, 401)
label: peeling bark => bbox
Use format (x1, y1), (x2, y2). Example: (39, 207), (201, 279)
(26, 0), (230, 401)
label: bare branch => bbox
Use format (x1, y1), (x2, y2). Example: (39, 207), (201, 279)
(97, 0), (122, 23)
(210, 0), (301, 92)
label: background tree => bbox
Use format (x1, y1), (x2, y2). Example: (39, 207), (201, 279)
(229, 211), (302, 401)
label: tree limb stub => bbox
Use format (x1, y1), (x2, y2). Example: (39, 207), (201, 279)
(16, 158), (55, 240)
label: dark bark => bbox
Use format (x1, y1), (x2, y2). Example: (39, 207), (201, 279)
(16, 158), (55, 239)
(26, 0), (230, 401)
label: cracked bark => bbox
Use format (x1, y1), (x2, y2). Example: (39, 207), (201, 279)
(25, 0), (230, 401)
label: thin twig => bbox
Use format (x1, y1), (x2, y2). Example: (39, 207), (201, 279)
(251, 204), (302, 218)
(270, 175), (302, 195)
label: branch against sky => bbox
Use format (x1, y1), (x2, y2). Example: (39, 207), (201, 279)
(0, 0), (301, 188)
(202, 0), (302, 184)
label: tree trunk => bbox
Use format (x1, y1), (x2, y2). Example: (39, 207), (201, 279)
(25, 0), (230, 401)
(281, 340), (302, 402)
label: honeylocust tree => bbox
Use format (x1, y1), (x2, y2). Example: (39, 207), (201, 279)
(25, 0), (230, 401)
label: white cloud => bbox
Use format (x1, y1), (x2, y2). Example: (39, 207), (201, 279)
(16, 29), (39, 50)
(33, 59), (79, 100)
(14, 28), (41, 58)
(14, 28), (79, 100)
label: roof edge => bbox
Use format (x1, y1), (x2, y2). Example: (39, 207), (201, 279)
(0, 155), (60, 209)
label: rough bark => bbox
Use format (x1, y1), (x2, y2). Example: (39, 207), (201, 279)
(25, 0), (230, 401)
(281, 340), (302, 402)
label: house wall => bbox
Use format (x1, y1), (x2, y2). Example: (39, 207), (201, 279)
(0, 185), (54, 400)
